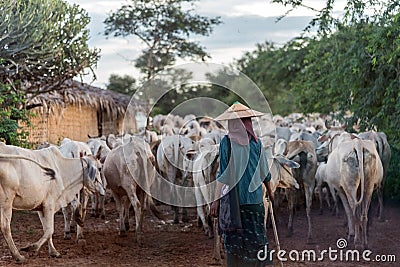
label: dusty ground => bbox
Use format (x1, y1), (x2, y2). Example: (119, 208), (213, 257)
(0, 197), (398, 266)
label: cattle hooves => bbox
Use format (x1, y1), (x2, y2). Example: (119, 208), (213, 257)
(77, 239), (87, 246)
(100, 214), (106, 220)
(50, 252), (61, 258)
(136, 234), (143, 245)
(64, 233), (71, 240)
(197, 217), (203, 228)
(286, 229), (293, 237)
(119, 230), (127, 237)
(15, 255), (26, 264)
(319, 209), (323, 215)
(212, 258), (223, 265)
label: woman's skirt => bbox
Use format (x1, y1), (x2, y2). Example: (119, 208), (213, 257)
(224, 203), (270, 265)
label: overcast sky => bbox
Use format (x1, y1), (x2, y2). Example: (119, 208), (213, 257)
(66, 0), (346, 88)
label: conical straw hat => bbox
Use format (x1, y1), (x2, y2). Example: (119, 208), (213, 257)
(214, 102), (264, 121)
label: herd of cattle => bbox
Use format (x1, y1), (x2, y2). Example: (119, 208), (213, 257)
(0, 112), (391, 263)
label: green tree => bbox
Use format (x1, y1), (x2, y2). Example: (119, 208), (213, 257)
(106, 74), (137, 95)
(0, 82), (31, 147)
(0, 0), (100, 146)
(103, 0), (222, 79)
(235, 40), (308, 115)
(0, 0), (100, 98)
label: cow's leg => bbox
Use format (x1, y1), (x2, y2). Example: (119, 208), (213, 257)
(337, 189), (354, 242)
(123, 196), (131, 232)
(90, 194), (97, 217)
(76, 191), (89, 241)
(70, 196), (80, 233)
(324, 186), (331, 208)
(343, 187), (362, 249)
(166, 167), (180, 224)
(113, 193), (126, 236)
(316, 181), (324, 215)
(99, 193), (106, 219)
(352, 209), (362, 249)
(127, 185), (142, 244)
(62, 206), (71, 240)
(24, 208), (60, 258)
(304, 184), (314, 243)
(0, 205), (25, 262)
(212, 218), (223, 265)
(376, 187), (384, 222)
(41, 209), (60, 258)
(286, 188), (296, 237)
(195, 187), (210, 236)
(362, 189), (374, 249)
(181, 175), (190, 223)
(329, 184), (339, 216)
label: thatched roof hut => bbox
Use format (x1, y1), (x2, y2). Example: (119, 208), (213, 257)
(26, 80), (143, 145)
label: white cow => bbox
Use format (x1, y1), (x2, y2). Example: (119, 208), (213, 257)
(106, 134), (123, 149)
(59, 139), (103, 241)
(156, 135), (194, 223)
(358, 131), (391, 221)
(315, 162), (337, 215)
(326, 138), (383, 249)
(87, 138), (111, 218)
(285, 140), (317, 243)
(0, 143), (104, 262)
(103, 138), (164, 243)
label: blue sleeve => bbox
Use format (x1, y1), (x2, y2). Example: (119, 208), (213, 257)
(216, 136), (230, 184)
(259, 140), (271, 183)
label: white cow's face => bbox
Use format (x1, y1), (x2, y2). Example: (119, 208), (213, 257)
(83, 156), (105, 196)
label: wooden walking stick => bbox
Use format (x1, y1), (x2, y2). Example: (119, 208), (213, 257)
(268, 198), (284, 267)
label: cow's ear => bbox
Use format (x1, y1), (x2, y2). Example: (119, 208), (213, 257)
(80, 151), (83, 158)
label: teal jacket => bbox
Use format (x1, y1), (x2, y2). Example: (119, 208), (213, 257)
(217, 135), (271, 205)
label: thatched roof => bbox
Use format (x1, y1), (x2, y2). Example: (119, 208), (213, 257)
(28, 80), (144, 118)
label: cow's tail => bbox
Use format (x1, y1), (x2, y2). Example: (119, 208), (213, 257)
(0, 154), (56, 179)
(354, 139), (364, 206)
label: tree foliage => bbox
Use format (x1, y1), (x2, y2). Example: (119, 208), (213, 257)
(0, 0), (100, 98)
(0, 0), (100, 147)
(236, 0), (400, 147)
(0, 81), (31, 147)
(235, 41), (307, 115)
(106, 74), (137, 95)
(104, 0), (222, 79)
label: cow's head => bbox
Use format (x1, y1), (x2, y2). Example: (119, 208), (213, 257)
(270, 155), (300, 191)
(82, 156), (105, 196)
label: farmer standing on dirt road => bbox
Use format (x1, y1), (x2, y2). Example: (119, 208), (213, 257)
(210, 102), (274, 267)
